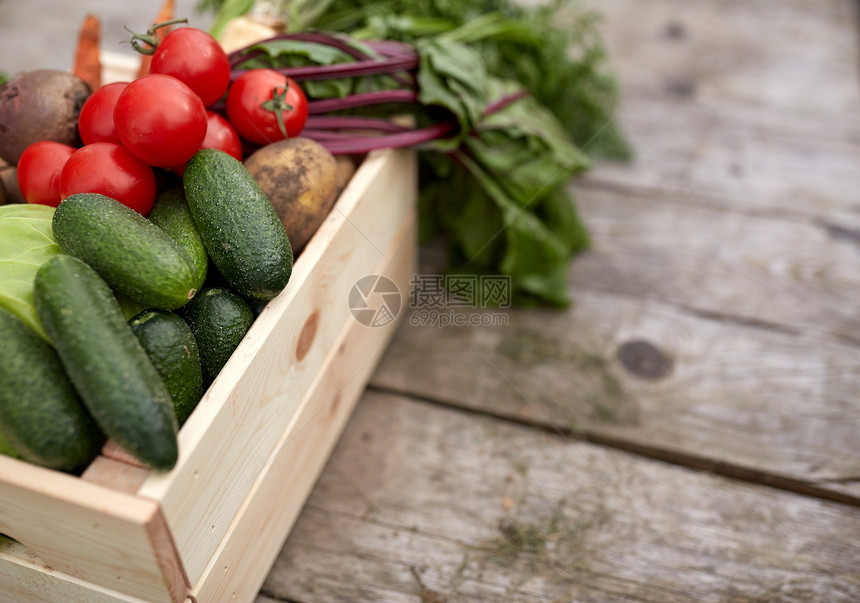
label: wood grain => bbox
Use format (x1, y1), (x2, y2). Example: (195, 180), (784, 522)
(583, 95), (860, 221)
(568, 183), (860, 340)
(0, 539), (147, 603)
(81, 457), (151, 494)
(590, 0), (860, 117)
(575, 0), (860, 222)
(262, 393), (860, 602)
(371, 287), (860, 499)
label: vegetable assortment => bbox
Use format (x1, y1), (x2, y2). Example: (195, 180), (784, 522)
(0, 17), (319, 472)
(0, 0), (628, 471)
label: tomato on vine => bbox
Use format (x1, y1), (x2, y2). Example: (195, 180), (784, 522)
(225, 69), (308, 146)
(148, 27), (230, 107)
(113, 73), (207, 168)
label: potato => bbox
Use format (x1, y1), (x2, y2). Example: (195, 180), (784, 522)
(244, 137), (339, 255)
(0, 70), (90, 165)
(334, 154), (357, 198)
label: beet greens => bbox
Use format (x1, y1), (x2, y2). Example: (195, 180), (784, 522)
(206, 0), (630, 306)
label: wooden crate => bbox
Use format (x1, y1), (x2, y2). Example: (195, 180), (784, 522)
(0, 143), (417, 602)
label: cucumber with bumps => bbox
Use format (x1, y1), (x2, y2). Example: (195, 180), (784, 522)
(130, 309), (203, 427)
(148, 187), (209, 289)
(0, 306), (104, 471)
(52, 193), (200, 310)
(182, 287), (254, 381)
(184, 149), (293, 302)
(34, 255), (178, 471)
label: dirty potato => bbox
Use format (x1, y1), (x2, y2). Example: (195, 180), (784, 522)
(244, 137), (339, 255)
(334, 154), (357, 197)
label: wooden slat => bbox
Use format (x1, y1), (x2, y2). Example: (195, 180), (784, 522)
(567, 184), (860, 340)
(192, 210), (416, 602)
(261, 392), (860, 602)
(589, 0), (860, 118)
(136, 147), (417, 585)
(583, 95), (860, 221)
(81, 457), (151, 494)
(371, 287), (860, 500)
(0, 457), (185, 602)
(0, 539), (146, 603)
(570, 0), (860, 221)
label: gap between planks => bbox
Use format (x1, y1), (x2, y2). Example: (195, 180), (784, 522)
(367, 383), (860, 510)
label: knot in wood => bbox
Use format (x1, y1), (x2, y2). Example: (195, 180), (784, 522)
(617, 339), (671, 379)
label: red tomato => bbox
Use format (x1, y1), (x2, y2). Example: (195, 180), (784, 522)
(225, 69), (308, 145)
(150, 27), (230, 107)
(17, 141), (76, 207)
(114, 74), (207, 168)
(201, 111), (242, 160)
(77, 81), (127, 145)
(170, 111), (243, 176)
(59, 142), (156, 215)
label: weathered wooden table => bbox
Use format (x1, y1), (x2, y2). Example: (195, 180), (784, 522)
(257, 0), (860, 601)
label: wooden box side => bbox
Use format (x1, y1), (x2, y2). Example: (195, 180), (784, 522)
(0, 457), (186, 602)
(136, 147), (417, 584)
(0, 538), (150, 603)
(192, 204), (417, 601)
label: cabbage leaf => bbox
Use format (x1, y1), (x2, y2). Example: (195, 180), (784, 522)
(0, 204), (60, 341)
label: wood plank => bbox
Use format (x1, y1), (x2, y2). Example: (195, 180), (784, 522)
(582, 95), (860, 221)
(567, 0), (860, 221)
(136, 147), (417, 585)
(192, 212), (415, 602)
(81, 457), (151, 494)
(0, 538), (147, 603)
(261, 392), (860, 602)
(0, 457), (185, 602)
(371, 287), (860, 500)
(568, 184), (860, 340)
(588, 0), (860, 118)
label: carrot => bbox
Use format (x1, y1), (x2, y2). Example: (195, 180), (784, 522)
(136, 0), (176, 78)
(73, 14), (101, 91)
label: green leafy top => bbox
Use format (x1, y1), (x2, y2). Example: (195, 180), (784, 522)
(202, 0), (630, 305)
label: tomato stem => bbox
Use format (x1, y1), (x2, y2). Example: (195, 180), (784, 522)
(260, 80), (295, 139)
(124, 18), (188, 55)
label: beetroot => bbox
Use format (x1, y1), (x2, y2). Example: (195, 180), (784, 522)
(0, 70), (90, 165)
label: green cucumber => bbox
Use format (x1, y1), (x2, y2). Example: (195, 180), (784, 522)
(182, 287), (254, 381)
(52, 193), (200, 310)
(0, 306), (104, 471)
(130, 309), (203, 427)
(148, 187), (209, 288)
(34, 255), (178, 471)
(184, 149), (293, 302)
